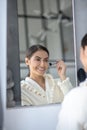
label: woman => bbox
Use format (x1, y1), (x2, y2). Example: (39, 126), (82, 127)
(56, 34), (87, 130)
(21, 44), (73, 106)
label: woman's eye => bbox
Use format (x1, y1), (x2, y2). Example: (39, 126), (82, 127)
(44, 59), (49, 62)
(36, 58), (41, 61)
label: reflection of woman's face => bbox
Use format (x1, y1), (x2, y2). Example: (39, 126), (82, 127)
(27, 50), (49, 77)
(80, 46), (87, 72)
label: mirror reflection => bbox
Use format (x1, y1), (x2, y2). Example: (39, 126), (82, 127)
(7, 0), (76, 107)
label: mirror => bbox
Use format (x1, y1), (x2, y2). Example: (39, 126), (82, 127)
(7, 0), (76, 108)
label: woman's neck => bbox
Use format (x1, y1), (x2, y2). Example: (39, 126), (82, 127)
(29, 75), (45, 90)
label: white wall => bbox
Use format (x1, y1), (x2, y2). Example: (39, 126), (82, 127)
(5, 105), (61, 130)
(74, 0), (87, 69)
(0, 0), (7, 130)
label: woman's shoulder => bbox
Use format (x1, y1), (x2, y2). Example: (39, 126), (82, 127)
(63, 86), (87, 106)
(20, 77), (32, 88)
(20, 78), (36, 94)
(21, 78), (28, 84)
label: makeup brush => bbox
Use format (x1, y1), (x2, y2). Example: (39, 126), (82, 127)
(49, 61), (59, 66)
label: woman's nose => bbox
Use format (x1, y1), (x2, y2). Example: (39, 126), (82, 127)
(40, 60), (45, 66)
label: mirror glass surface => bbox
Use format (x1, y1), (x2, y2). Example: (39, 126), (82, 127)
(7, 0), (76, 108)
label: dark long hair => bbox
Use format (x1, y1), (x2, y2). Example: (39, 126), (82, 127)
(26, 44), (49, 59)
(81, 34), (87, 49)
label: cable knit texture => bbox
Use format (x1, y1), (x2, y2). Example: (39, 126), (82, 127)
(21, 74), (73, 106)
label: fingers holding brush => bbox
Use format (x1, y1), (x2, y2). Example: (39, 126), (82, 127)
(56, 60), (66, 81)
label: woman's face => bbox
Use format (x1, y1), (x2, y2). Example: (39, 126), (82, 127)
(25, 50), (49, 77)
(80, 46), (87, 72)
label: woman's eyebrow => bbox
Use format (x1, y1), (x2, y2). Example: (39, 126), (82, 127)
(35, 56), (49, 59)
(35, 56), (41, 59)
(44, 57), (49, 60)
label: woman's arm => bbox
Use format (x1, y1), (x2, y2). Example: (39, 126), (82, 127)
(56, 60), (66, 81)
(56, 60), (73, 95)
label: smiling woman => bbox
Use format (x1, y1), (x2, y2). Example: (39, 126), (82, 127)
(21, 44), (73, 106)
(7, 0), (76, 108)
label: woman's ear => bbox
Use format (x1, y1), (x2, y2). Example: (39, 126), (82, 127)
(84, 46), (87, 56)
(25, 57), (30, 66)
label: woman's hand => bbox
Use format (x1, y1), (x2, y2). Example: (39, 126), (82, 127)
(56, 60), (66, 81)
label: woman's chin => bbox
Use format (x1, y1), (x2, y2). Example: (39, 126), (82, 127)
(37, 71), (45, 76)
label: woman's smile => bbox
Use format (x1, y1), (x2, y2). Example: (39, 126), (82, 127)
(37, 67), (46, 73)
